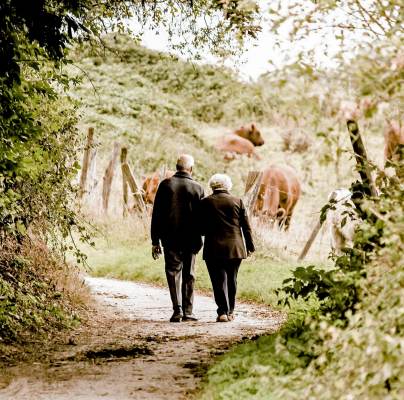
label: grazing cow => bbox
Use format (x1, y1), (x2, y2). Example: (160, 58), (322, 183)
(216, 134), (259, 160)
(142, 169), (175, 205)
(384, 120), (404, 164)
(254, 165), (301, 230)
(216, 123), (264, 160)
(326, 189), (360, 255)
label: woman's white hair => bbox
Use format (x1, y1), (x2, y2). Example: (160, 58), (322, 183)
(208, 173), (233, 191)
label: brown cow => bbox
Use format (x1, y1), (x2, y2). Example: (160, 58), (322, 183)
(254, 165), (301, 230)
(216, 123), (264, 160)
(384, 120), (404, 164)
(234, 124), (265, 146)
(142, 169), (175, 204)
(216, 134), (259, 160)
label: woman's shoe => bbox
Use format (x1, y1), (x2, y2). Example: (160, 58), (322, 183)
(183, 313), (198, 321)
(216, 314), (228, 322)
(227, 312), (235, 321)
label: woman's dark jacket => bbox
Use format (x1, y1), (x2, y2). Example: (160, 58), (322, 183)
(199, 190), (255, 260)
(151, 171), (204, 253)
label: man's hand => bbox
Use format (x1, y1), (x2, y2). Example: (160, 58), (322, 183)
(152, 245), (162, 260)
(247, 249), (254, 258)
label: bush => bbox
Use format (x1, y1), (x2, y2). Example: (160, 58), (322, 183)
(0, 239), (88, 354)
(200, 163), (404, 399)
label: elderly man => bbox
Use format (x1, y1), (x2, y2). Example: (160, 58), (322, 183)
(200, 173), (255, 322)
(151, 154), (204, 322)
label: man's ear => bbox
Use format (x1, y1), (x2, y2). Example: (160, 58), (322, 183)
(190, 166), (193, 174)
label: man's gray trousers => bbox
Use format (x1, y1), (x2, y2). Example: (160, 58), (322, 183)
(163, 248), (196, 315)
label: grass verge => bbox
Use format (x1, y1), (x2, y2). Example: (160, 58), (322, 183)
(83, 217), (314, 306)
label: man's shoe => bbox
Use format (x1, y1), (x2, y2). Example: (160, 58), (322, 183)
(216, 314), (228, 322)
(228, 312), (235, 321)
(182, 314), (198, 321)
(169, 312), (182, 322)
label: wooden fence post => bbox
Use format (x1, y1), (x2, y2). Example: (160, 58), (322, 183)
(121, 162), (146, 213)
(244, 171), (263, 216)
(159, 165), (168, 182)
(120, 147), (129, 217)
(298, 220), (323, 261)
(102, 142), (121, 213)
(78, 127), (94, 200)
(87, 147), (98, 193)
(346, 119), (378, 197)
(298, 120), (378, 261)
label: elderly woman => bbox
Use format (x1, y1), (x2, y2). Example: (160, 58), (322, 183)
(199, 173), (255, 322)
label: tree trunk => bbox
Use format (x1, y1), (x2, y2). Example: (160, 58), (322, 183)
(78, 127), (94, 200)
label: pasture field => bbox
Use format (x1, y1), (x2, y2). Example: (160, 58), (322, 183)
(83, 216), (326, 307)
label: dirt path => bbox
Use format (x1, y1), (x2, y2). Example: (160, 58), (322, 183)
(0, 277), (282, 400)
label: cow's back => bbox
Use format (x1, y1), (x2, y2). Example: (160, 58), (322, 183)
(255, 165), (301, 228)
(261, 165), (300, 209)
(216, 134), (255, 157)
(384, 120), (404, 163)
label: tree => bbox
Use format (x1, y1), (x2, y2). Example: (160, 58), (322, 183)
(266, 0), (403, 106)
(0, 0), (262, 243)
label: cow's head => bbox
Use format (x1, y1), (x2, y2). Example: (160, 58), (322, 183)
(235, 123), (265, 146)
(253, 184), (286, 228)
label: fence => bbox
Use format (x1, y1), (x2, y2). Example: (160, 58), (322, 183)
(78, 117), (374, 262)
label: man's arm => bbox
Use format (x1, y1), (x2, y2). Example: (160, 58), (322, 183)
(151, 182), (166, 247)
(239, 199), (255, 254)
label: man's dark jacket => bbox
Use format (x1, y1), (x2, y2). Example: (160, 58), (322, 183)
(151, 171), (204, 252)
(199, 190), (255, 260)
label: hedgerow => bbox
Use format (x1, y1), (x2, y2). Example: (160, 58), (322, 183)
(200, 161), (404, 399)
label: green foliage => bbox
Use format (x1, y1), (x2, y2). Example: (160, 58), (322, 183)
(0, 241), (83, 344)
(199, 164), (404, 399)
(73, 34), (267, 125)
(0, 61), (82, 243)
(199, 305), (319, 400)
(0, 0), (260, 85)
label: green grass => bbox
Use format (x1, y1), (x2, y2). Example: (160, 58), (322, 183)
(85, 237), (299, 306)
(198, 335), (291, 400)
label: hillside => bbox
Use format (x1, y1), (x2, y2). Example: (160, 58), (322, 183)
(70, 34), (385, 261)
(70, 34), (270, 182)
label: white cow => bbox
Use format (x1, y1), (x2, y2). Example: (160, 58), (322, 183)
(326, 189), (360, 254)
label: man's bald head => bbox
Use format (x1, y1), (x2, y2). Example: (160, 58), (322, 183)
(176, 154), (194, 173)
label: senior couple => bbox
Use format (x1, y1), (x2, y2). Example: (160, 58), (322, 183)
(151, 154), (255, 323)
